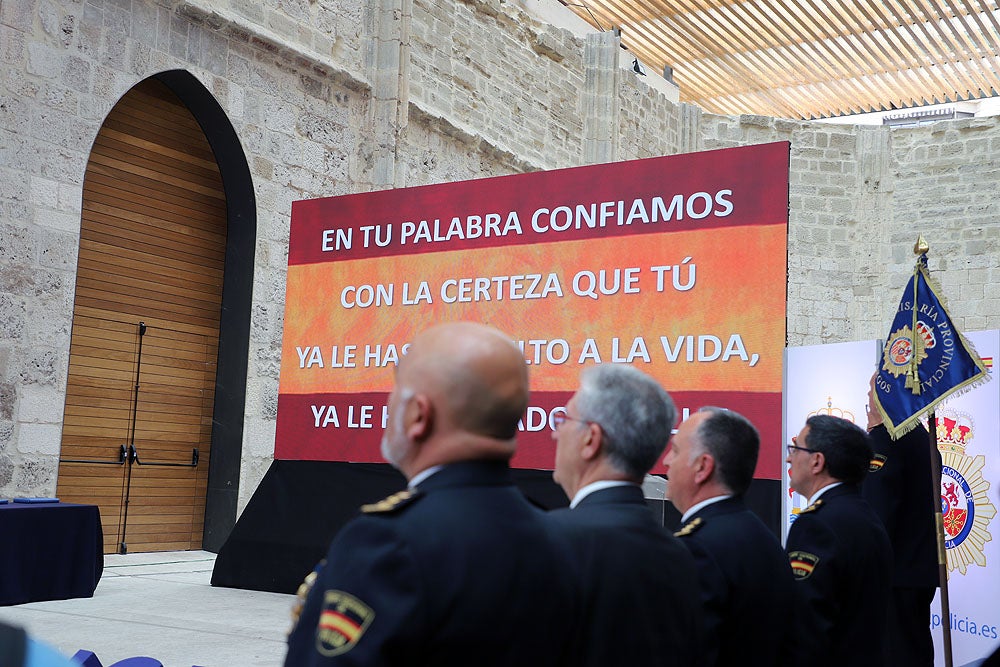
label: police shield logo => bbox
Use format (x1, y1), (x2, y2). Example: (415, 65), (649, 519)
(941, 465), (972, 547)
(883, 325), (926, 379)
(935, 412), (997, 576)
(316, 590), (375, 656)
(788, 551), (820, 579)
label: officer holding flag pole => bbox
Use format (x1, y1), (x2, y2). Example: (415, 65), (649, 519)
(869, 235), (990, 667)
(863, 374), (941, 667)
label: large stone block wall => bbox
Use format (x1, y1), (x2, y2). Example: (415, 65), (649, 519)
(890, 119), (1000, 332)
(697, 112), (1000, 342)
(409, 0), (586, 171)
(1, 0), (377, 502)
(2, 0), (998, 513)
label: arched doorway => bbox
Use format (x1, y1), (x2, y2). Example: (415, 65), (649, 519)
(57, 73), (254, 554)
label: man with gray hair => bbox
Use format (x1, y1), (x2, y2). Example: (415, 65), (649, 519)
(664, 407), (793, 667)
(549, 364), (702, 667)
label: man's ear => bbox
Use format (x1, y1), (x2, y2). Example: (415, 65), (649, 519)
(810, 451), (826, 474)
(580, 423), (603, 461)
(407, 394), (433, 442)
(693, 453), (715, 485)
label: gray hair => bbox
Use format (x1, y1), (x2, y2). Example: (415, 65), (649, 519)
(574, 365), (676, 479)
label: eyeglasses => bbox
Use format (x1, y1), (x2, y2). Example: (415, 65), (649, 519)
(549, 412), (596, 431)
(786, 444), (818, 456)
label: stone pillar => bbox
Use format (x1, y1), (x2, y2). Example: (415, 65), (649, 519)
(581, 31), (620, 164)
(850, 126), (895, 336)
(679, 103), (703, 154)
(366, 0), (412, 189)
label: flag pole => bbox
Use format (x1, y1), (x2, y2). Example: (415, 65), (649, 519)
(929, 410), (953, 667)
(914, 237), (952, 667)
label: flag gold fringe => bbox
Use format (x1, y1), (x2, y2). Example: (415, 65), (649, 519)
(880, 255), (991, 440)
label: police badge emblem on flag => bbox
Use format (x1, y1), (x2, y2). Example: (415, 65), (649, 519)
(872, 253), (989, 439)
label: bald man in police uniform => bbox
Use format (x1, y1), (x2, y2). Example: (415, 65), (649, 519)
(548, 365), (702, 667)
(664, 407), (793, 667)
(284, 322), (579, 666)
(785, 414), (892, 667)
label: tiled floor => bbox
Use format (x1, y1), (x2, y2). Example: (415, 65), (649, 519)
(0, 551), (294, 667)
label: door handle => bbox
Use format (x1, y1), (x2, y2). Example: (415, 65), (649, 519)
(129, 446), (199, 467)
(59, 444), (128, 465)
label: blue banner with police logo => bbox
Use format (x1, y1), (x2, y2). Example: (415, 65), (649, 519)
(872, 254), (989, 439)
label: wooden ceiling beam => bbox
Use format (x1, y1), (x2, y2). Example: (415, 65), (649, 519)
(636, 3), (807, 114)
(719, 0), (861, 115)
(761, 0), (887, 113)
(790, 0), (905, 106)
(872, 0), (962, 100)
(558, 0), (1000, 118)
(911, 0), (997, 95)
(970, 0), (1000, 48)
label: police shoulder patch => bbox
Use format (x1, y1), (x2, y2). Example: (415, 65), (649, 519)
(674, 517), (704, 538)
(799, 499), (824, 514)
(869, 454), (888, 472)
(316, 590), (375, 657)
(788, 551), (820, 579)
(361, 489), (421, 514)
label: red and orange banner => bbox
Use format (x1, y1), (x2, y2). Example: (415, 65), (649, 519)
(276, 142), (789, 478)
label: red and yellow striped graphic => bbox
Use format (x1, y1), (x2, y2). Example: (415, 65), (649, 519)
(788, 550), (820, 579)
(319, 610), (362, 641)
(315, 590), (374, 657)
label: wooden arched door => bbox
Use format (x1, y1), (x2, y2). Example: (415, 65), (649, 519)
(57, 78), (227, 554)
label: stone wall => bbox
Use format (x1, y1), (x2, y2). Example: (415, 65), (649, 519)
(890, 119), (1000, 332)
(409, 0), (586, 171)
(1, 0), (998, 513)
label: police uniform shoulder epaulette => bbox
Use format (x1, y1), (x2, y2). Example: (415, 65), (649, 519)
(673, 516), (704, 538)
(288, 559), (325, 635)
(361, 489), (422, 514)
(799, 499), (824, 514)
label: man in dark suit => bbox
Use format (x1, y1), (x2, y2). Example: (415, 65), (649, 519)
(548, 364), (702, 667)
(863, 373), (941, 667)
(785, 414), (892, 667)
(664, 407), (793, 667)
(284, 322), (579, 666)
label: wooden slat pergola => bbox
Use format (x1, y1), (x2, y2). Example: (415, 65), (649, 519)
(561, 0), (1000, 119)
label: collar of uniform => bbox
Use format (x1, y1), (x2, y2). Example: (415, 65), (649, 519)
(681, 494), (733, 523)
(570, 480), (638, 508)
(412, 460), (514, 493)
(408, 465), (445, 490)
(807, 481), (843, 507)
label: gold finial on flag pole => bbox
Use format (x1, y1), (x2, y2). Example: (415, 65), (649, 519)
(914, 235), (929, 255)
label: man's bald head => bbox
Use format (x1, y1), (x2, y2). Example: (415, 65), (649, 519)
(399, 322), (528, 440)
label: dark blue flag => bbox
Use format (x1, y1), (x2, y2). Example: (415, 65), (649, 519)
(872, 254), (989, 438)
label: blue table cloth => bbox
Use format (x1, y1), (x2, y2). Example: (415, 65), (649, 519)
(0, 502), (103, 605)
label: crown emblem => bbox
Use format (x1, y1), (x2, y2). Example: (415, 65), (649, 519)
(935, 411), (974, 455)
(808, 397), (855, 423)
(915, 320), (936, 349)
